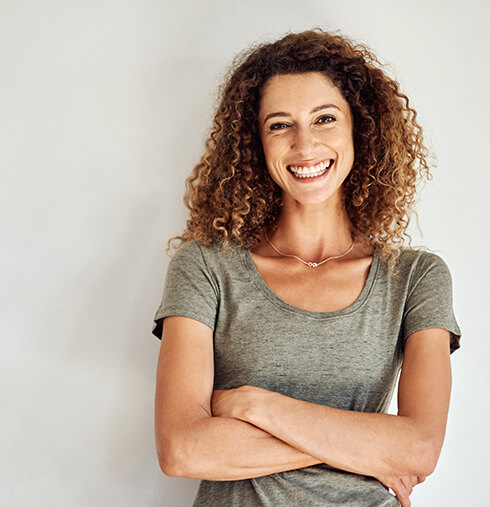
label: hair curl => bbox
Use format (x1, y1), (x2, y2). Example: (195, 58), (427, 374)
(169, 29), (431, 268)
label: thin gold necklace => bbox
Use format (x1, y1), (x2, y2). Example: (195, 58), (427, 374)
(264, 230), (355, 268)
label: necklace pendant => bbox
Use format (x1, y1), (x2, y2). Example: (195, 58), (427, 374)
(308, 262), (318, 267)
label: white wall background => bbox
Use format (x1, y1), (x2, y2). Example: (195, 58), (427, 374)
(2, 0), (488, 505)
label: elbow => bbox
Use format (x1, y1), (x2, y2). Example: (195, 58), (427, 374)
(421, 439), (441, 477)
(157, 435), (216, 480)
(156, 435), (185, 478)
(408, 437), (441, 477)
(158, 454), (181, 478)
(155, 412), (212, 479)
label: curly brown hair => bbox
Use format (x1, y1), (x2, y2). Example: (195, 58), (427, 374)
(169, 28), (431, 267)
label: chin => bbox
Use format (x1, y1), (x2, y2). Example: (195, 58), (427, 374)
(287, 191), (337, 206)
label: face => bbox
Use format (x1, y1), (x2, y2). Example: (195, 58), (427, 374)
(258, 72), (354, 207)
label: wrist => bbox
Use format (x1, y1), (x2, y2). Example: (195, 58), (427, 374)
(245, 387), (281, 428)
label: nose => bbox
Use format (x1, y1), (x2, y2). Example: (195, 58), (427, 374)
(291, 126), (318, 156)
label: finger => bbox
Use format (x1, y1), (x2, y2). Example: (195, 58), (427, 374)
(408, 475), (420, 488)
(399, 476), (413, 495)
(396, 490), (411, 507)
(390, 481), (411, 507)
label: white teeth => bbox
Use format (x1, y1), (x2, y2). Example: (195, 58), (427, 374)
(288, 159), (333, 178)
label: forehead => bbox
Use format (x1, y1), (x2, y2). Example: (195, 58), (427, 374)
(259, 72), (349, 116)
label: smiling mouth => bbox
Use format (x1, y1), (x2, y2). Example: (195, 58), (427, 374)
(287, 159), (334, 179)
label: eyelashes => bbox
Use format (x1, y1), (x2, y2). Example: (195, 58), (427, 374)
(268, 115), (336, 131)
(316, 115), (336, 124)
(269, 122), (289, 131)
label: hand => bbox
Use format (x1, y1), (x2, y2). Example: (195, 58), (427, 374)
(211, 385), (273, 421)
(375, 475), (426, 507)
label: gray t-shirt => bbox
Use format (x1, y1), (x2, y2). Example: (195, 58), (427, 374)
(152, 240), (461, 506)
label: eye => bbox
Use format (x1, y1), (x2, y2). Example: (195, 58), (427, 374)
(269, 122), (289, 131)
(316, 115), (336, 124)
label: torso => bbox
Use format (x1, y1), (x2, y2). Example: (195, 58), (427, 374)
(250, 239), (375, 313)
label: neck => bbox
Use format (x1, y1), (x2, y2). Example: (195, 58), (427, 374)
(267, 194), (356, 261)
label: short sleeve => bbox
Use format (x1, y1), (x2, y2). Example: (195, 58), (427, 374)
(151, 240), (219, 340)
(402, 252), (461, 354)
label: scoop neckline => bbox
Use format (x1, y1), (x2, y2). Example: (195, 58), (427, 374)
(241, 243), (380, 319)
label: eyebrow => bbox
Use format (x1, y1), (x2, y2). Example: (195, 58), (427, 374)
(262, 103), (342, 125)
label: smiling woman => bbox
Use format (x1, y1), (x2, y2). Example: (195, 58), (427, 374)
(259, 72), (354, 206)
(151, 29), (461, 507)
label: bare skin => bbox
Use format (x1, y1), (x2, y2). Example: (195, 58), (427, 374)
(155, 72), (451, 507)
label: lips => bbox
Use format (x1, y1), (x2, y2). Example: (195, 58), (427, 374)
(287, 159), (334, 179)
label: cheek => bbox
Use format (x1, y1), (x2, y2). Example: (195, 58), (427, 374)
(264, 131), (292, 155)
(326, 132), (355, 160)
(344, 139), (355, 159)
(261, 139), (281, 169)
(261, 143), (286, 185)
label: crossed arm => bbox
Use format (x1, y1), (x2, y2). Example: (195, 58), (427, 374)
(155, 316), (452, 504)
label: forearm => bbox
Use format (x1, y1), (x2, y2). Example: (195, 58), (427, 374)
(169, 415), (322, 480)
(246, 391), (435, 478)
(237, 331), (452, 480)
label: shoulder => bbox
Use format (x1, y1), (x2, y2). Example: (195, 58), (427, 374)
(393, 247), (453, 278)
(374, 246), (456, 298)
(171, 239), (240, 260)
(394, 247), (456, 298)
(169, 239), (219, 266)
(170, 239), (205, 257)
(168, 239), (246, 278)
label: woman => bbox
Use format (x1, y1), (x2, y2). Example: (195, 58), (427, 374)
(151, 29), (461, 506)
